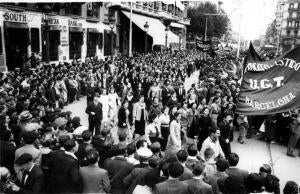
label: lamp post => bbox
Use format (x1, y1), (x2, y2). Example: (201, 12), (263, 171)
(178, 32), (182, 51)
(109, 15), (116, 61)
(188, 32), (192, 50)
(144, 21), (149, 54)
(42, 13), (50, 63)
(165, 27), (169, 49)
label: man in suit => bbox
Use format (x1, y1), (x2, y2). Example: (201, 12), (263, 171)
(161, 80), (172, 106)
(153, 161), (188, 194)
(183, 163), (213, 194)
(176, 83), (186, 104)
(177, 150), (193, 181)
(217, 114), (233, 159)
(226, 153), (249, 193)
(0, 130), (16, 175)
(86, 94), (102, 135)
(47, 139), (82, 193)
(103, 147), (134, 194)
(75, 130), (92, 167)
(206, 158), (229, 194)
(9, 153), (44, 194)
(123, 156), (159, 194)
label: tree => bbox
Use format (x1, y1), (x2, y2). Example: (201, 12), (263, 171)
(187, 1), (230, 39)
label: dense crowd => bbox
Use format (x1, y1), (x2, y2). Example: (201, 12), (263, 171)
(0, 49), (299, 194)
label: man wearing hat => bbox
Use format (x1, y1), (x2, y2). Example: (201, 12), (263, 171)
(86, 94), (103, 136)
(9, 153), (44, 194)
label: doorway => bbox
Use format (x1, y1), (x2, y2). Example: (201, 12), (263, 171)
(5, 27), (29, 70)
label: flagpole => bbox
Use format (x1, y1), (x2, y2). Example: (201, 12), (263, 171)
(129, 2), (133, 57)
(205, 17), (208, 41)
(237, 13), (241, 58)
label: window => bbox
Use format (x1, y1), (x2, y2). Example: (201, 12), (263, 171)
(294, 30), (298, 36)
(290, 3), (294, 8)
(65, 3), (82, 16)
(287, 30), (291, 36)
(87, 3), (99, 18)
(296, 21), (299, 27)
(289, 12), (292, 18)
(288, 21), (292, 27)
(30, 28), (39, 53)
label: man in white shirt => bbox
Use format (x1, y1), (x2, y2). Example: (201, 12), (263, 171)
(200, 128), (225, 160)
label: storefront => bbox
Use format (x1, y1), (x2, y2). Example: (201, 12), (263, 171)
(42, 17), (61, 62)
(86, 28), (102, 58)
(3, 12), (30, 70)
(69, 19), (83, 60)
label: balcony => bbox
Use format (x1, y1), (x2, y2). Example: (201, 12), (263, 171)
(119, 2), (189, 25)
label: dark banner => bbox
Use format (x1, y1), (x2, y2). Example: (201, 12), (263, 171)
(236, 43), (300, 115)
(196, 38), (211, 52)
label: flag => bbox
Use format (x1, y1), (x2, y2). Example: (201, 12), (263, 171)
(196, 38), (211, 52)
(235, 43), (300, 115)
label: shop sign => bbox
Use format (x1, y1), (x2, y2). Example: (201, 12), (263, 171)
(3, 12), (27, 23)
(68, 19), (82, 27)
(61, 36), (68, 46)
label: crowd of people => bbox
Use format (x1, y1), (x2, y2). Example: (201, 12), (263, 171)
(0, 49), (299, 194)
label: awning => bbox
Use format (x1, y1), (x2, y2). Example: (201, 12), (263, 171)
(122, 11), (179, 46)
(4, 21), (28, 29)
(170, 22), (185, 29)
(69, 26), (83, 32)
(87, 28), (99, 33)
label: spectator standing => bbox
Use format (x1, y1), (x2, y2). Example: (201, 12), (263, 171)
(85, 94), (102, 136)
(79, 149), (110, 193)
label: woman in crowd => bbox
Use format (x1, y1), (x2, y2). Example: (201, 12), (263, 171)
(117, 100), (129, 139)
(165, 111), (182, 159)
(145, 113), (161, 145)
(99, 88), (109, 121)
(133, 95), (147, 137)
(159, 106), (170, 151)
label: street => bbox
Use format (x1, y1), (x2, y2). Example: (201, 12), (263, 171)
(63, 70), (300, 189)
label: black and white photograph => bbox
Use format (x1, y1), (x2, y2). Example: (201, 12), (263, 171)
(0, 0), (299, 194)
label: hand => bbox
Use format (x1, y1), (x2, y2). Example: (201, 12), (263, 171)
(91, 112), (95, 115)
(9, 183), (20, 192)
(226, 139), (229, 143)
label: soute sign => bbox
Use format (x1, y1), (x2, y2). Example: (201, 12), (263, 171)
(3, 12), (27, 23)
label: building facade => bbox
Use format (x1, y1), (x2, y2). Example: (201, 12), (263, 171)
(276, 0), (300, 53)
(0, 2), (190, 72)
(110, 1), (190, 55)
(0, 3), (116, 72)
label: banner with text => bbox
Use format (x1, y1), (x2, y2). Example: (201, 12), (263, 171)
(196, 38), (211, 52)
(236, 43), (300, 115)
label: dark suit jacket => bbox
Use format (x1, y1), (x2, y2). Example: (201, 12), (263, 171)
(45, 87), (56, 104)
(154, 179), (188, 194)
(161, 87), (171, 105)
(226, 167), (249, 192)
(85, 101), (103, 122)
(123, 167), (152, 194)
(0, 140), (16, 174)
(176, 88), (186, 103)
(103, 156), (134, 194)
(47, 151), (82, 193)
(75, 142), (91, 167)
(118, 107), (127, 128)
(19, 165), (44, 194)
(183, 178), (213, 194)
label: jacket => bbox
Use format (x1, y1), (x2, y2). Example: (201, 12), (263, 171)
(153, 179), (188, 194)
(133, 102), (147, 121)
(85, 101), (103, 122)
(47, 151), (82, 193)
(19, 164), (45, 194)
